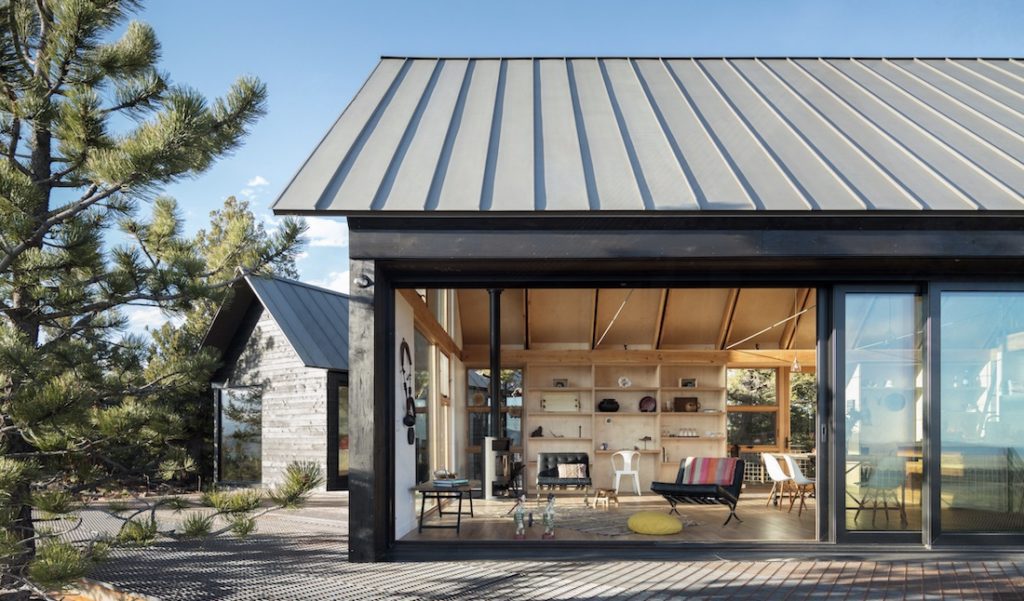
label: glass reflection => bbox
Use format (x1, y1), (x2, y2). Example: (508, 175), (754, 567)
(219, 387), (262, 483)
(338, 384), (349, 481)
(940, 292), (1024, 532)
(843, 294), (923, 531)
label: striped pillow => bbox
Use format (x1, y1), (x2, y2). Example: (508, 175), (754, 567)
(682, 457), (738, 485)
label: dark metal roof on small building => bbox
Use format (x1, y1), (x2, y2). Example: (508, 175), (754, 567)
(203, 274), (349, 371)
(274, 57), (1024, 215)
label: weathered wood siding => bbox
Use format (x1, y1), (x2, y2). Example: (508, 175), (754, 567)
(222, 307), (329, 490)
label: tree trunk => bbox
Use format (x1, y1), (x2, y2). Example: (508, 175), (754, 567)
(3, 122), (52, 580)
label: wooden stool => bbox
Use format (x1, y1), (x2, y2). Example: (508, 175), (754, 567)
(592, 488), (619, 509)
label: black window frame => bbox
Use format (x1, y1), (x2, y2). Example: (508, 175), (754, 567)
(215, 385), (263, 486)
(327, 371), (350, 491)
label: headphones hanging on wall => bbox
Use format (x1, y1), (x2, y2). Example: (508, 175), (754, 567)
(400, 339), (416, 445)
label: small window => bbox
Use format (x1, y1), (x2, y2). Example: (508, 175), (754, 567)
(218, 387), (262, 483)
(727, 369), (778, 406)
(727, 368), (780, 449)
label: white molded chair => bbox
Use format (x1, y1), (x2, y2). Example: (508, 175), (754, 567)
(762, 453), (792, 510)
(611, 450), (641, 496)
(783, 454), (816, 516)
(854, 456), (907, 528)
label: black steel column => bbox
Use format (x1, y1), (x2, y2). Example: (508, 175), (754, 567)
(488, 288), (503, 438)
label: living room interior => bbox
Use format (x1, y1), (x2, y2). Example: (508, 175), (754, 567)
(400, 286), (834, 543)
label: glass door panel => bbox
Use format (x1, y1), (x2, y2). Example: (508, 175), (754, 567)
(840, 292), (924, 533)
(939, 291), (1024, 532)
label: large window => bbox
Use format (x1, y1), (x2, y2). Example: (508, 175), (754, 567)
(218, 387), (262, 483)
(413, 330), (431, 484)
(465, 369), (523, 482)
(940, 291), (1024, 532)
(727, 368), (778, 448)
(790, 371), (817, 453)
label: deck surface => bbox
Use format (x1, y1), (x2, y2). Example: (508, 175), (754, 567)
(81, 493), (1024, 600)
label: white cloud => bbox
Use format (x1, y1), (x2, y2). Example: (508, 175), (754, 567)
(295, 251), (309, 262)
(311, 270), (351, 295)
(304, 217), (349, 248)
(239, 175), (270, 200)
(124, 305), (185, 334)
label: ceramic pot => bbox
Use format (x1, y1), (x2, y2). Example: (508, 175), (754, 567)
(598, 398), (620, 412)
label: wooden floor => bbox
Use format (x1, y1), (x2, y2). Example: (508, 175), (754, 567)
(404, 485), (817, 542)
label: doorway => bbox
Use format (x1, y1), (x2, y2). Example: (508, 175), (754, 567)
(834, 288), (924, 542)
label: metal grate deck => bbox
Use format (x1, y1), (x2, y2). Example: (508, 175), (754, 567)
(78, 501), (1024, 600)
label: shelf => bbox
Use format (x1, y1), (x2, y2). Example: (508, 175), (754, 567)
(661, 387), (726, 392)
(527, 437), (591, 441)
(533, 387), (592, 392)
(594, 449), (661, 454)
(662, 437), (726, 442)
(661, 411), (725, 416)
(595, 412), (659, 417)
(527, 411), (593, 417)
(594, 387), (659, 392)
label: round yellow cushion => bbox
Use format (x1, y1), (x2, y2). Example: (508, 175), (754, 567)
(627, 511), (683, 535)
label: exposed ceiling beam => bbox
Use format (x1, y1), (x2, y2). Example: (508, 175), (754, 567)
(716, 289), (740, 350)
(462, 347), (817, 367)
(398, 288), (462, 360)
(653, 289), (669, 350)
(780, 288), (813, 350)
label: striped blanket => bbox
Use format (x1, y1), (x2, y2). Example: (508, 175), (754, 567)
(682, 457), (738, 485)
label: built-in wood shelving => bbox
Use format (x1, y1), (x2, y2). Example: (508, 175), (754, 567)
(522, 358), (729, 492)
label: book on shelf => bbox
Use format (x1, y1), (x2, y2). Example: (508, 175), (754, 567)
(432, 478), (469, 487)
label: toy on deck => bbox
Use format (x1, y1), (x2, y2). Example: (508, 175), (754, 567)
(542, 493), (556, 539)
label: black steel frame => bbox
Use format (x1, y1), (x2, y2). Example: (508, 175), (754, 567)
(353, 251), (1024, 559)
(927, 282), (1024, 547)
(327, 371), (349, 491)
(831, 284), (925, 546)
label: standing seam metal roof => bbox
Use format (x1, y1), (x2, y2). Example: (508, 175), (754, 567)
(272, 57), (1024, 214)
(243, 275), (349, 371)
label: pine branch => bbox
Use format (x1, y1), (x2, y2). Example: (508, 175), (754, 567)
(7, 7), (36, 74)
(31, 0), (51, 83)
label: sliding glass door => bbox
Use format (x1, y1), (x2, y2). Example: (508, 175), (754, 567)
(834, 288), (925, 542)
(933, 286), (1024, 543)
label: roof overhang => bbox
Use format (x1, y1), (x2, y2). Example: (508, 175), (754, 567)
(274, 57), (1024, 217)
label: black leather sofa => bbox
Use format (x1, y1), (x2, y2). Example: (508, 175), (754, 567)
(536, 452), (592, 498)
(650, 458), (745, 526)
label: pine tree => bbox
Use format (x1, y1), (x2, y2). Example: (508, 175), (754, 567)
(146, 196), (304, 486)
(0, 0), (304, 588)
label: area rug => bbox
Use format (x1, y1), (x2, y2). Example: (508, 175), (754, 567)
(494, 506), (700, 537)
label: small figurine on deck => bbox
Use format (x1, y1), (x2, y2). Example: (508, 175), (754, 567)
(511, 494), (527, 539)
(542, 493), (556, 539)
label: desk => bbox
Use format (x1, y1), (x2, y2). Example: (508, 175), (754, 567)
(414, 482), (474, 534)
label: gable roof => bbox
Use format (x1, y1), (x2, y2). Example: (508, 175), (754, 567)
(203, 274), (349, 371)
(273, 57), (1024, 215)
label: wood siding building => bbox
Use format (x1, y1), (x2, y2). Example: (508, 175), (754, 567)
(203, 274), (350, 491)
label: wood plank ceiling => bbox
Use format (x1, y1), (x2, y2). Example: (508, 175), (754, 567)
(456, 288), (816, 353)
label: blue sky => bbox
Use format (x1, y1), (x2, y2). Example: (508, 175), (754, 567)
(125, 0), (1023, 329)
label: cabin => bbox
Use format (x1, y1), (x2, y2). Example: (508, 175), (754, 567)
(272, 57), (1024, 560)
(202, 273), (350, 491)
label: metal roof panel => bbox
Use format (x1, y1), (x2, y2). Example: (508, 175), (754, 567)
(243, 276), (349, 371)
(273, 57), (1024, 214)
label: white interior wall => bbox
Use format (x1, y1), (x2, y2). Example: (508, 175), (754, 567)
(394, 293), (417, 539)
